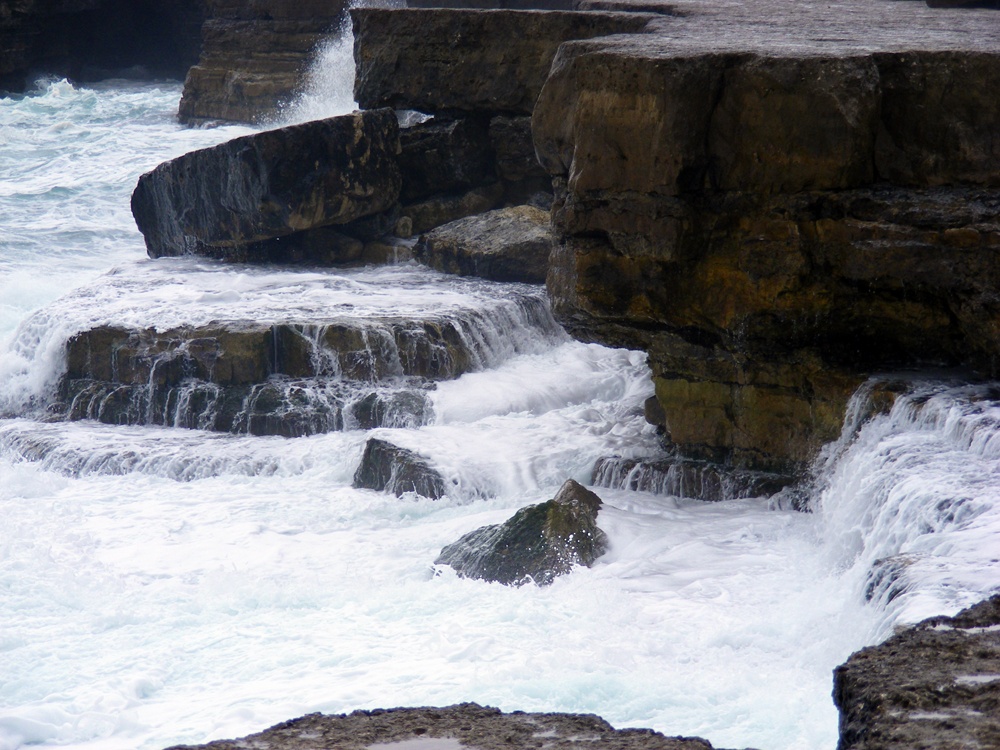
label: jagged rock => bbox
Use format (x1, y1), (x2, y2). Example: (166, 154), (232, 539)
(161, 702), (718, 750)
(0, 0), (204, 92)
(435, 479), (607, 585)
(352, 438), (448, 499)
(414, 205), (552, 283)
(535, 36), (1000, 473)
(833, 594), (1000, 750)
(592, 456), (792, 501)
(351, 8), (658, 115)
(399, 115), (497, 203)
(131, 110), (401, 260)
(177, 0), (351, 125)
(403, 182), (505, 234)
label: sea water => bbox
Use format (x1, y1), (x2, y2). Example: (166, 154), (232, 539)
(1, 68), (999, 750)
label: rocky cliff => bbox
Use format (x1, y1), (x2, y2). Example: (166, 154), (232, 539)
(0, 0), (204, 92)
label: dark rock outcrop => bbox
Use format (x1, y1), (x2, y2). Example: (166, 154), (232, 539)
(0, 0), (205, 93)
(415, 205), (552, 283)
(352, 437), (448, 499)
(177, 0), (351, 125)
(834, 594), (1000, 750)
(535, 39), (1000, 474)
(162, 702), (718, 750)
(131, 109), (401, 260)
(351, 8), (658, 115)
(435, 478), (607, 585)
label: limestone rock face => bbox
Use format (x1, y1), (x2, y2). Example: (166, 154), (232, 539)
(162, 702), (718, 750)
(834, 594), (1000, 750)
(536, 38), (1000, 473)
(435, 479), (607, 585)
(415, 205), (553, 283)
(352, 438), (448, 499)
(131, 109), (401, 260)
(352, 8), (657, 115)
(177, 0), (350, 125)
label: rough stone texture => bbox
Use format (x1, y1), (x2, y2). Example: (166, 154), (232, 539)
(352, 437), (448, 499)
(162, 702), (718, 750)
(435, 479), (608, 585)
(131, 109), (401, 260)
(0, 0), (205, 92)
(177, 0), (350, 125)
(489, 114), (552, 203)
(403, 182), (505, 235)
(534, 14), (1000, 473)
(352, 8), (658, 115)
(415, 205), (552, 283)
(398, 115), (497, 203)
(834, 594), (1000, 750)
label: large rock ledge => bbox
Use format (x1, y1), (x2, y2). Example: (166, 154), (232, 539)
(834, 594), (1000, 750)
(162, 703), (720, 750)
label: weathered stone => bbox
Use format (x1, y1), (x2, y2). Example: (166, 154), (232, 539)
(131, 110), (401, 259)
(177, 0), (351, 125)
(834, 594), (1000, 750)
(435, 478), (607, 585)
(352, 8), (658, 115)
(399, 115), (497, 203)
(414, 205), (552, 283)
(352, 438), (448, 499)
(403, 182), (505, 234)
(162, 702), (717, 750)
(489, 114), (552, 203)
(592, 455), (792, 501)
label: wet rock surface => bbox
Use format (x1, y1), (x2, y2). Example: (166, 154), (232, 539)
(435, 479), (607, 585)
(351, 8), (658, 115)
(592, 455), (791, 501)
(415, 205), (552, 283)
(834, 594), (1000, 750)
(177, 0), (350, 125)
(131, 110), (401, 260)
(353, 437), (448, 499)
(162, 702), (719, 750)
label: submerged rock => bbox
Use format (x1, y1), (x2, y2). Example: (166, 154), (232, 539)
(131, 109), (401, 260)
(162, 702), (718, 749)
(834, 594), (1000, 750)
(352, 438), (448, 499)
(415, 205), (552, 283)
(435, 478), (608, 585)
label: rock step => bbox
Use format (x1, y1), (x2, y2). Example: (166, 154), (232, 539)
(592, 455), (792, 501)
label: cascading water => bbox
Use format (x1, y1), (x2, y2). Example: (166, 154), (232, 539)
(1, 58), (998, 750)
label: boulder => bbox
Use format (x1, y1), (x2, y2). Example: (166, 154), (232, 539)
(352, 438), (448, 499)
(403, 183), (505, 235)
(131, 109), (401, 260)
(435, 479), (607, 585)
(161, 702), (718, 750)
(834, 594), (1000, 750)
(351, 8), (658, 115)
(414, 205), (553, 283)
(177, 0), (351, 125)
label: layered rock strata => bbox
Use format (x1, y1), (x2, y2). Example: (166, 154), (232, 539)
(163, 702), (719, 750)
(435, 478), (608, 585)
(834, 594), (1000, 750)
(132, 109), (401, 260)
(534, 42), (1000, 473)
(177, 0), (352, 125)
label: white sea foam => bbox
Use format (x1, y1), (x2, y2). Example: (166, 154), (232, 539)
(1, 75), (999, 750)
